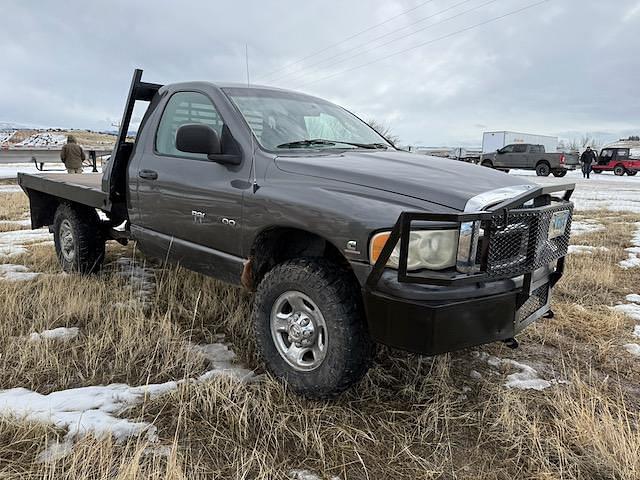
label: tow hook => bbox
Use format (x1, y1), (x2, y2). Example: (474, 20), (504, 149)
(543, 309), (554, 319)
(503, 337), (519, 349)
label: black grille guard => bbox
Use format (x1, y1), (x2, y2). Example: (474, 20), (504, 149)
(365, 183), (575, 291)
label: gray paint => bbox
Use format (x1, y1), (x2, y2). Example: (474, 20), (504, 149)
(20, 82), (537, 285)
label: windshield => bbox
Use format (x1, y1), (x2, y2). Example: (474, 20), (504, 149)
(223, 88), (393, 151)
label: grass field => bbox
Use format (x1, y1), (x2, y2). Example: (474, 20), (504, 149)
(0, 183), (638, 479)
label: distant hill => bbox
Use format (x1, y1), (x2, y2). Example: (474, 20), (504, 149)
(0, 126), (118, 149)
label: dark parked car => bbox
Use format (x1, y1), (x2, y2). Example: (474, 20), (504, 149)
(18, 70), (575, 397)
(479, 143), (578, 177)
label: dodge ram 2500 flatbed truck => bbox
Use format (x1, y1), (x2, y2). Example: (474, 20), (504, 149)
(18, 70), (575, 398)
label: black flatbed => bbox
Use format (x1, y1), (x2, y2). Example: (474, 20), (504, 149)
(18, 172), (109, 211)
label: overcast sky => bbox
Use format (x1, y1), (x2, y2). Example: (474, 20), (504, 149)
(1, 0), (638, 146)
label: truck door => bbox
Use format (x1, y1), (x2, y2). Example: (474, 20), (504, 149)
(512, 143), (529, 168)
(134, 90), (247, 264)
(598, 148), (614, 166)
(494, 144), (515, 168)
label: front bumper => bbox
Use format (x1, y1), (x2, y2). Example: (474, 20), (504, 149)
(363, 266), (554, 355)
(362, 183), (574, 355)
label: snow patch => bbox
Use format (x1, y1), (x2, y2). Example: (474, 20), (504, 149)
(29, 327), (79, 342)
(0, 219), (31, 228)
(15, 133), (66, 148)
(0, 228), (52, 259)
(613, 303), (640, 321)
(0, 185), (23, 194)
(0, 340), (254, 462)
(116, 258), (155, 305)
(624, 343), (640, 356)
(567, 245), (609, 255)
(619, 223), (640, 269)
(289, 470), (340, 480)
(0, 130), (16, 144)
(0, 264), (40, 282)
(571, 219), (605, 236)
(475, 351), (566, 390)
(625, 294), (640, 304)
(634, 325), (640, 339)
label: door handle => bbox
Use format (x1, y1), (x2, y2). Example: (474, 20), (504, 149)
(138, 169), (158, 180)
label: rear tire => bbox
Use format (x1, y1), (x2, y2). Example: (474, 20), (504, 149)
(536, 162), (551, 176)
(552, 169), (567, 177)
(628, 171), (638, 176)
(253, 258), (373, 398)
(614, 164), (625, 176)
(592, 169), (602, 174)
(53, 203), (105, 274)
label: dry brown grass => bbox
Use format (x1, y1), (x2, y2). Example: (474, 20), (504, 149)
(0, 195), (638, 479)
(0, 192), (29, 221)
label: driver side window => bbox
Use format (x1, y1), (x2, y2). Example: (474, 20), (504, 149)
(156, 91), (223, 159)
(513, 144), (528, 153)
(501, 145), (515, 153)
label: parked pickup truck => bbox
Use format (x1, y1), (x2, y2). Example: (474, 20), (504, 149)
(479, 143), (578, 177)
(18, 70), (575, 398)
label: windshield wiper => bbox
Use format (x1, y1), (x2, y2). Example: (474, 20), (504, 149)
(276, 138), (387, 150)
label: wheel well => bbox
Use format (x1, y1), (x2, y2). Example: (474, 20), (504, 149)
(245, 227), (354, 291)
(536, 160), (550, 167)
(25, 189), (61, 229)
(615, 163), (625, 169)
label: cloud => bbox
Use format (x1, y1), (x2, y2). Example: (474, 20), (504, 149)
(0, 0), (638, 146)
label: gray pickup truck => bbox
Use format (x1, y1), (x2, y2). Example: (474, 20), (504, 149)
(18, 70), (575, 397)
(479, 143), (578, 177)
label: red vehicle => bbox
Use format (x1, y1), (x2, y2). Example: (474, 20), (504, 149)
(592, 145), (640, 176)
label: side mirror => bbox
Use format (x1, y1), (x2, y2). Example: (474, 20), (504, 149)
(496, 149), (503, 154)
(176, 124), (242, 166)
(176, 124), (221, 155)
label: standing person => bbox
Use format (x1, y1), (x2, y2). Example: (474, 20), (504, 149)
(580, 146), (596, 179)
(60, 135), (85, 174)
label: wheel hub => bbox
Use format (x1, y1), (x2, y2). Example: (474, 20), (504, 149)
(287, 313), (316, 348)
(270, 291), (328, 372)
(59, 219), (75, 262)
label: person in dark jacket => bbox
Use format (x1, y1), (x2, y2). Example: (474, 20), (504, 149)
(580, 146), (596, 179)
(60, 135), (85, 174)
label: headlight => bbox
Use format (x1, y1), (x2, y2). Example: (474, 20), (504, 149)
(369, 229), (459, 271)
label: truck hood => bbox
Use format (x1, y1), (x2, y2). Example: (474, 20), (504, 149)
(275, 150), (534, 211)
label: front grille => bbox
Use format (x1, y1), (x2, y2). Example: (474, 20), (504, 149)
(483, 203), (572, 278)
(515, 284), (549, 323)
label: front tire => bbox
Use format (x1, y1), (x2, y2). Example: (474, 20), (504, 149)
(481, 160), (493, 168)
(536, 162), (551, 176)
(253, 258), (373, 398)
(552, 169), (567, 177)
(628, 171), (638, 176)
(53, 203), (105, 274)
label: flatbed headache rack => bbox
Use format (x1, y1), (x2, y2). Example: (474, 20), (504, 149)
(366, 182), (575, 311)
(102, 69), (162, 209)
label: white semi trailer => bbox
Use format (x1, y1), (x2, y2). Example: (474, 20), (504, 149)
(482, 131), (558, 154)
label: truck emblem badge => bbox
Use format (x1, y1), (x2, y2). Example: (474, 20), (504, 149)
(345, 240), (359, 254)
(191, 210), (206, 224)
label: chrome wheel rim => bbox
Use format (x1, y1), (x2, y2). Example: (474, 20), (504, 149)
(270, 291), (328, 372)
(59, 219), (75, 262)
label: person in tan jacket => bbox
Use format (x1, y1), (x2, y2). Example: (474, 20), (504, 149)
(60, 135), (85, 174)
